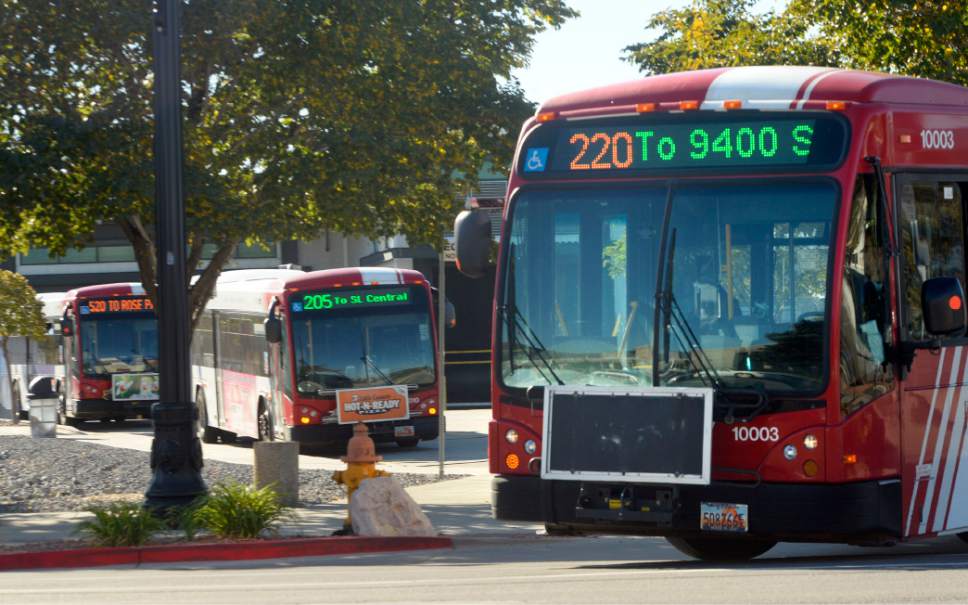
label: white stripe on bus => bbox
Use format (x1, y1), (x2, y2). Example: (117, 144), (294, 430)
(699, 66), (833, 110)
(795, 69), (840, 109)
(933, 359), (968, 532)
(919, 346), (963, 534)
(906, 347), (948, 536)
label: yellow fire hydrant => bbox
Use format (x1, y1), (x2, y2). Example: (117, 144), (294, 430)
(332, 422), (390, 535)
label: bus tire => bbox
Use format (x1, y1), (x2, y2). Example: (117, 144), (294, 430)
(395, 437), (420, 448)
(257, 400), (273, 442)
(665, 536), (776, 561)
(195, 392), (218, 444)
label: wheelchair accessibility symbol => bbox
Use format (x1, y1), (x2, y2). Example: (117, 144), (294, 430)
(523, 147), (548, 173)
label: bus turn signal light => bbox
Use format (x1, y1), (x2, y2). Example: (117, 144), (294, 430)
(950, 295), (963, 311)
(803, 459), (819, 477)
(506, 453), (520, 470)
(843, 453), (857, 464)
(428, 407), (437, 415)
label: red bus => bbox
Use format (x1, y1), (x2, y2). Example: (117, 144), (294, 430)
(192, 267), (442, 448)
(57, 283), (159, 425)
(455, 66), (968, 560)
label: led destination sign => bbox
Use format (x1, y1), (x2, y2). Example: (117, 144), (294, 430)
(519, 114), (848, 177)
(291, 287), (412, 313)
(80, 297), (155, 315)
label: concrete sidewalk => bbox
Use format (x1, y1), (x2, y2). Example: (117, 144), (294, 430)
(0, 475), (541, 548)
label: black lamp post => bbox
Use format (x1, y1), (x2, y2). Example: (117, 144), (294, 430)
(144, 0), (207, 511)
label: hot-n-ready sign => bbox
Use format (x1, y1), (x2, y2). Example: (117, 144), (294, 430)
(336, 385), (409, 424)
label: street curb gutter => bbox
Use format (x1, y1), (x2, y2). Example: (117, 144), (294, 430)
(0, 536), (453, 571)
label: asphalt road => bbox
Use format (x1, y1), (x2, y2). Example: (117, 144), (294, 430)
(3, 535), (968, 604)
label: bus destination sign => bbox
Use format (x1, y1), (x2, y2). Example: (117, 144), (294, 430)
(519, 114), (848, 177)
(80, 297), (155, 315)
(291, 288), (411, 313)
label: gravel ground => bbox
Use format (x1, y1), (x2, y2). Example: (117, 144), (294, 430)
(0, 435), (446, 513)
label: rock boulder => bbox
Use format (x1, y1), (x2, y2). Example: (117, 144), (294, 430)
(350, 476), (436, 537)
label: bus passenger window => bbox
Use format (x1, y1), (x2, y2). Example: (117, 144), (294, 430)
(841, 176), (893, 416)
(898, 180), (966, 340)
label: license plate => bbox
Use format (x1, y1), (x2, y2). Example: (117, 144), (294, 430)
(394, 425), (415, 438)
(700, 502), (749, 533)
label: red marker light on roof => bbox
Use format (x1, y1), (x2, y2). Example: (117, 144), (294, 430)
(723, 99), (742, 110)
(679, 100), (699, 111)
(826, 101), (847, 111)
(635, 102), (656, 113)
(949, 295), (963, 311)
(536, 111), (557, 123)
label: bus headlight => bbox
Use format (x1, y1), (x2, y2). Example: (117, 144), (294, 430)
(783, 444), (798, 460)
(524, 439), (537, 455)
(803, 434), (819, 450)
(505, 429), (519, 444)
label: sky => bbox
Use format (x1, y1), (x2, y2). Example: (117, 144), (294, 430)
(512, 0), (787, 104)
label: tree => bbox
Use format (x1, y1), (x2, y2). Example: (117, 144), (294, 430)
(0, 0), (576, 332)
(0, 270), (46, 421)
(624, 0), (967, 89)
(624, 0), (839, 75)
(789, 0), (968, 86)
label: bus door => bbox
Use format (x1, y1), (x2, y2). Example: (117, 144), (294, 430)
(212, 310), (226, 431)
(267, 301), (287, 439)
(895, 175), (968, 538)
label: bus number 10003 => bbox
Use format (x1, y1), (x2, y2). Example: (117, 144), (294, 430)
(732, 426), (780, 442)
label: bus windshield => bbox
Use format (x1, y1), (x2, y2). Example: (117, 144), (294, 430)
(290, 285), (436, 396)
(80, 315), (158, 376)
(500, 180), (838, 394)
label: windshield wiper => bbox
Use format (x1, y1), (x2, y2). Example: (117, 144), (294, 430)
(361, 355), (393, 385)
(651, 186), (769, 421)
(498, 304), (564, 386)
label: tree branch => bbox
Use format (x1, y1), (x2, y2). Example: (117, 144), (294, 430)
(186, 234), (205, 286)
(117, 215), (158, 305)
(188, 240), (238, 334)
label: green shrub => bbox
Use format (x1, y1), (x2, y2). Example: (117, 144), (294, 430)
(77, 502), (165, 547)
(167, 496), (207, 541)
(192, 482), (289, 539)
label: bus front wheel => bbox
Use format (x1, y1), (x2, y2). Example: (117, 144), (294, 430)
(665, 536), (776, 562)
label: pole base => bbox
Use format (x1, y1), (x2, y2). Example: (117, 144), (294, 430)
(144, 401), (207, 513)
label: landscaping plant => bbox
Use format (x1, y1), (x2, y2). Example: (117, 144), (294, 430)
(77, 502), (165, 547)
(192, 482), (289, 540)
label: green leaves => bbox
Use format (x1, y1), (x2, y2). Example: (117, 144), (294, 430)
(0, 269), (45, 340)
(624, 0), (966, 88)
(624, 0), (840, 75)
(190, 482), (290, 540)
(77, 502), (166, 548)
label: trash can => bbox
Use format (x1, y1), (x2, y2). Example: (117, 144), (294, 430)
(27, 376), (58, 439)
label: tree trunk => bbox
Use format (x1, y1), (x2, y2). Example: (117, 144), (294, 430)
(118, 216), (240, 341)
(189, 240), (239, 334)
(0, 336), (17, 423)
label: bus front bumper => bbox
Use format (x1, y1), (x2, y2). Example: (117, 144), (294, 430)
(72, 399), (154, 420)
(493, 474), (902, 543)
(287, 415), (440, 446)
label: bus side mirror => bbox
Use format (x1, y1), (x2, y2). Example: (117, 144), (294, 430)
(454, 209), (492, 279)
(922, 277), (966, 337)
(61, 318), (74, 337)
(264, 317), (282, 344)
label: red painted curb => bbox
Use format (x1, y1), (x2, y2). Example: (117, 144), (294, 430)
(0, 536), (453, 571)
